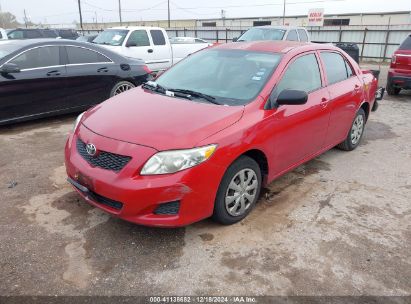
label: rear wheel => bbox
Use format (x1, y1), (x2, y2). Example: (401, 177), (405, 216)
(386, 81), (401, 96)
(212, 156), (262, 225)
(110, 81), (135, 97)
(337, 108), (366, 151)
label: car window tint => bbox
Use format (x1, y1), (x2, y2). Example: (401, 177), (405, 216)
(8, 30), (24, 39)
(345, 60), (354, 77)
(286, 30), (299, 41)
(25, 30), (43, 38)
(274, 54), (322, 96)
(321, 52), (349, 84)
(42, 29), (58, 38)
(66, 46), (111, 64)
(127, 30), (150, 47)
(150, 30), (166, 45)
(10, 46), (60, 70)
(399, 35), (411, 50)
(297, 29), (308, 42)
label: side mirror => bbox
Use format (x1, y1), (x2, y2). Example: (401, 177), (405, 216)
(0, 63), (21, 74)
(125, 41), (137, 47)
(232, 37), (238, 42)
(276, 89), (308, 106)
(155, 70), (165, 78)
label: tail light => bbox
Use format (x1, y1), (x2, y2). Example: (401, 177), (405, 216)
(391, 55), (397, 64)
(143, 65), (152, 74)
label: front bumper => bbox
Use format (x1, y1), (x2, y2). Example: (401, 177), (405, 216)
(64, 124), (225, 227)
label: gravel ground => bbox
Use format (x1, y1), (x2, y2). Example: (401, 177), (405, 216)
(0, 64), (410, 296)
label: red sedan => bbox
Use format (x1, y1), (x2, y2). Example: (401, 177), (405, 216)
(65, 41), (382, 227)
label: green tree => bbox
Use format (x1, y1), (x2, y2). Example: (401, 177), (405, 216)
(0, 12), (20, 28)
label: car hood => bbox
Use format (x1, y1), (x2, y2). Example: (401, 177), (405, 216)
(82, 87), (244, 150)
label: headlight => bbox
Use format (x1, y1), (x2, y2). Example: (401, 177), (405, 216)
(72, 112), (85, 132)
(141, 145), (217, 175)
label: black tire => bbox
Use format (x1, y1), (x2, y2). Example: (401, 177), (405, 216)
(337, 108), (366, 151)
(110, 81), (135, 97)
(212, 156), (262, 225)
(386, 81), (400, 96)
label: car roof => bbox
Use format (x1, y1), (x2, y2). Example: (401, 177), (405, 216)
(108, 26), (164, 31)
(252, 25), (307, 30)
(214, 41), (337, 54)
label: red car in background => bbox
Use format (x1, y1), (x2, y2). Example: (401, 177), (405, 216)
(65, 41), (383, 227)
(387, 34), (411, 95)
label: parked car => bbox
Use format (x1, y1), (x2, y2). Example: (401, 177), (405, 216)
(0, 39), (151, 125)
(76, 34), (97, 43)
(0, 28), (7, 40)
(65, 41), (383, 227)
(7, 28), (79, 40)
(93, 26), (211, 71)
(234, 26), (310, 42)
(386, 34), (411, 95)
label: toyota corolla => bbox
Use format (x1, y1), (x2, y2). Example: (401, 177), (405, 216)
(65, 41), (383, 227)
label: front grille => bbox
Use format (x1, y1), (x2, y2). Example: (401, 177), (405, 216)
(76, 138), (131, 172)
(89, 191), (123, 210)
(154, 201), (180, 215)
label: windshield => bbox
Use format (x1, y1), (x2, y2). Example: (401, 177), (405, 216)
(93, 29), (129, 46)
(238, 28), (286, 42)
(156, 49), (282, 105)
(0, 43), (20, 60)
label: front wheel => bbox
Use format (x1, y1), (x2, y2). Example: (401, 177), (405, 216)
(212, 156), (262, 225)
(110, 81), (135, 97)
(337, 108), (366, 151)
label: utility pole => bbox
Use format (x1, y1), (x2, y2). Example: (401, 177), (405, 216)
(95, 11), (98, 28)
(118, 0), (122, 26)
(77, 0), (83, 31)
(167, 0), (170, 28)
(23, 9), (28, 28)
(282, 0), (286, 25)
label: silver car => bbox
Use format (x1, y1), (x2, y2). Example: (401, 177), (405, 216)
(235, 26), (310, 43)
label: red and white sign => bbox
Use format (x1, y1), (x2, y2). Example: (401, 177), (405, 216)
(308, 8), (324, 26)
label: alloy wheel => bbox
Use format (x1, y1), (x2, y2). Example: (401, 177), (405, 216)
(114, 83), (135, 95)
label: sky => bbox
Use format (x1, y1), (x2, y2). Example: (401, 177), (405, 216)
(1, 0), (410, 25)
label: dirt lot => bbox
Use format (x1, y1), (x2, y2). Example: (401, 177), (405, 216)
(1, 65), (410, 296)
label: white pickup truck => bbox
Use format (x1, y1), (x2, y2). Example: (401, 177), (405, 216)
(93, 26), (211, 71)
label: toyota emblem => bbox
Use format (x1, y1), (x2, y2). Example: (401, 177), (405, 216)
(86, 143), (97, 156)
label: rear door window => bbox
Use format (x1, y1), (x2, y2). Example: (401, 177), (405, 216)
(297, 29), (308, 42)
(286, 30), (299, 41)
(320, 52), (349, 84)
(127, 30), (150, 47)
(25, 30), (43, 39)
(9, 46), (60, 70)
(274, 53), (322, 96)
(66, 46), (111, 64)
(150, 30), (166, 45)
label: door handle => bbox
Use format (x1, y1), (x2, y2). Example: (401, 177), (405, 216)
(320, 97), (328, 108)
(354, 84), (361, 91)
(46, 70), (61, 76)
(147, 49), (154, 53)
(97, 67), (109, 73)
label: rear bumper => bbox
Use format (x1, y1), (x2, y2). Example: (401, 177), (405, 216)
(388, 70), (411, 89)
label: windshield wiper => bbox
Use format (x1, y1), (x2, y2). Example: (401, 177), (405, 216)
(142, 81), (167, 93)
(167, 89), (221, 105)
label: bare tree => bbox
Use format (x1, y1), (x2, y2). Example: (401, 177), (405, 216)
(0, 11), (20, 28)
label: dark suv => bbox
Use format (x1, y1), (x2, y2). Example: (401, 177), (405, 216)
(7, 28), (79, 40)
(387, 34), (411, 95)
